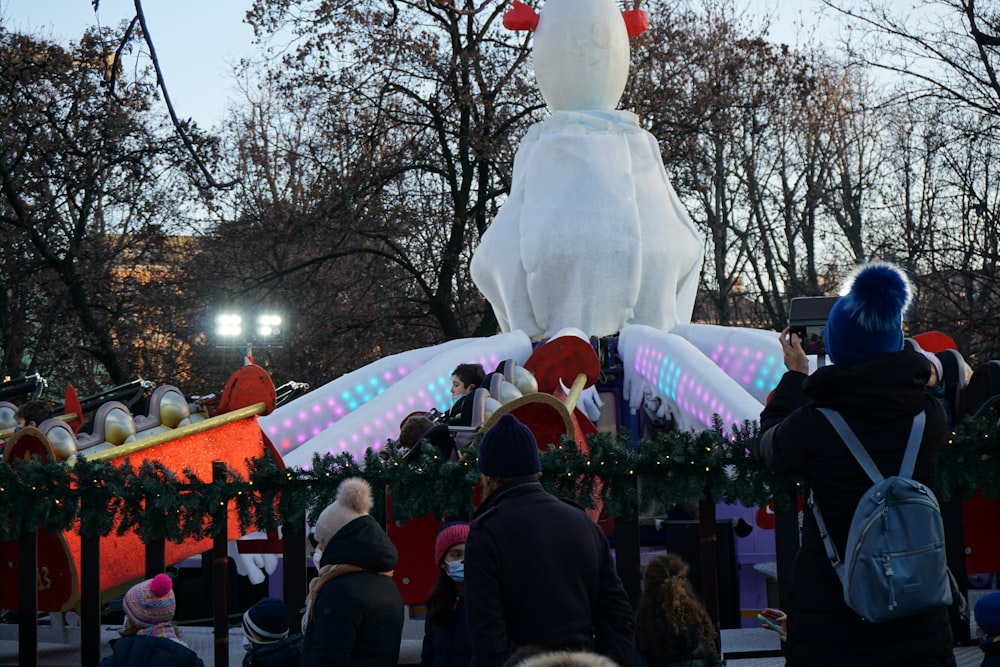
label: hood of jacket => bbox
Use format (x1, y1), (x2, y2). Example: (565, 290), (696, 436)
(319, 513), (398, 572)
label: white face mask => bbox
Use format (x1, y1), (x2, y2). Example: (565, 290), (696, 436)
(313, 547), (324, 565)
(242, 636), (253, 651)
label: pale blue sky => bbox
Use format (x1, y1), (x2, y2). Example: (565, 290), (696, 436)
(0, 0), (860, 131)
(1, 0), (257, 130)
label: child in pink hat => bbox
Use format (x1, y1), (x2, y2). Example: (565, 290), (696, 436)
(99, 573), (204, 667)
(422, 521), (473, 667)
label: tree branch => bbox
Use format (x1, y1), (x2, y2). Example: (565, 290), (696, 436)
(132, 0), (236, 190)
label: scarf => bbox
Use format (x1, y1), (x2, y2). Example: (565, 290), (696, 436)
(136, 622), (179, 641)
(300, 563), (394, 634)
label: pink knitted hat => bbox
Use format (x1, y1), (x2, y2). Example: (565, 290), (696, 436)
(123, 573), (176, 627)
(434, 521), (470, 565)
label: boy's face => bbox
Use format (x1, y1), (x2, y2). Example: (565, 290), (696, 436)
(451, 375), (471, 399)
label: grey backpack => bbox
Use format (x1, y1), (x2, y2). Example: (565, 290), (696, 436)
(809, 408), (952, 623)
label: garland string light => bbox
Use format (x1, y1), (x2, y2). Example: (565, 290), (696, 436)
(0, 412), (996, 542)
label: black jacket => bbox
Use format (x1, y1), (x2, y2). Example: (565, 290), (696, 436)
(243, 634), (303, 667)
(421, 596), (473, 667)
(98, 634), (204, 667)
(464, 477), (634, 667)
(756, 351), (955, 666)
(301, 515), (405, 667)
(981, 637), (1000, 667)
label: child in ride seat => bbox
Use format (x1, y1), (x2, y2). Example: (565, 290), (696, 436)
(445, 364), (485, 426)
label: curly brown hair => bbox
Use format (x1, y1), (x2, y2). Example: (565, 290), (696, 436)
(634, 554), (718, 661)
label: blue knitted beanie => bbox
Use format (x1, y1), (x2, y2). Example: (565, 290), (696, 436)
(823, 262), (912, 366)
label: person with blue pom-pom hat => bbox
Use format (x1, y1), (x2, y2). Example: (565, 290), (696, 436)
(751, 261), (956, 666)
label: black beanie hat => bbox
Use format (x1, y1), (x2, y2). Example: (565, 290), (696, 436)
(243, 597), (290, 644)
(477, 414), (541, 477)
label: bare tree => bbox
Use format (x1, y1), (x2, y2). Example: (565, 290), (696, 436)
(188, 0), (543, 383)
(626, 0), (869, 329)
(0, 26), (203, 393)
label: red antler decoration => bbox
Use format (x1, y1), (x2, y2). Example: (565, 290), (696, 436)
(503, 0), (540, 31)
(504, 1), (647, 38)
(622, 9), (649, 37)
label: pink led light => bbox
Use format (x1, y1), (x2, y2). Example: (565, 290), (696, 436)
(312, 404), (322, 413)
(296, 433), (307, 444)
(312, 427), (321, 436)
(383, 371), (393, 380)
(298, 411), (308, 421)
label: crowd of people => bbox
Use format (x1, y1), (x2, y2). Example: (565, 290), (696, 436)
(18, 259), (1000, 667)
(90, 408), (724, 667)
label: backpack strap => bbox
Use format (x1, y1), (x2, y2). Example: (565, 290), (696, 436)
(808, 408), (926, 576)
(898, 411), (927, 479)
(816, 408), (926, 482)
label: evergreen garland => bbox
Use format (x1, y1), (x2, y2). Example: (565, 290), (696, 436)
(0, 412), (997, 543)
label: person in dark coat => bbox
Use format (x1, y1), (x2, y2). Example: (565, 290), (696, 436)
(975, 592), (1000, 667)
(421, 521), (474, 667)
(633, 554), (722, 667)
(753, 261), (955, 667)
(98, 573), (204, 667)
(301, 477), (405, 667)
(242, 596), (302, 667)
(464, 414), (634, 667)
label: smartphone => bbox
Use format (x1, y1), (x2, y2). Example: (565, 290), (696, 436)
(756, 612), (788, 638)
(787, 296), (839, 356)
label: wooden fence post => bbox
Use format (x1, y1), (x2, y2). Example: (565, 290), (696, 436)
(283, 519), (307, 634)
(18, 528), (38, 667)
(212, 461), (229, 666)
(80, 529), (102, 666)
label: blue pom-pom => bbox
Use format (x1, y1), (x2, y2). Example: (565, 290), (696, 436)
(841, 262), (912, 332)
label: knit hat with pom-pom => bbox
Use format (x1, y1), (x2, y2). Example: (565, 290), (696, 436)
(314, 477), (374, 544)
(123, 573), (176, 628)
(823, 262), (913, 366)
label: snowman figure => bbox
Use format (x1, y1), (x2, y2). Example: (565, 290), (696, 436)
(471, 0), (704, 340)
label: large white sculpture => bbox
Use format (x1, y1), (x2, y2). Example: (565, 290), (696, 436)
(470, 0), (704, 340)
